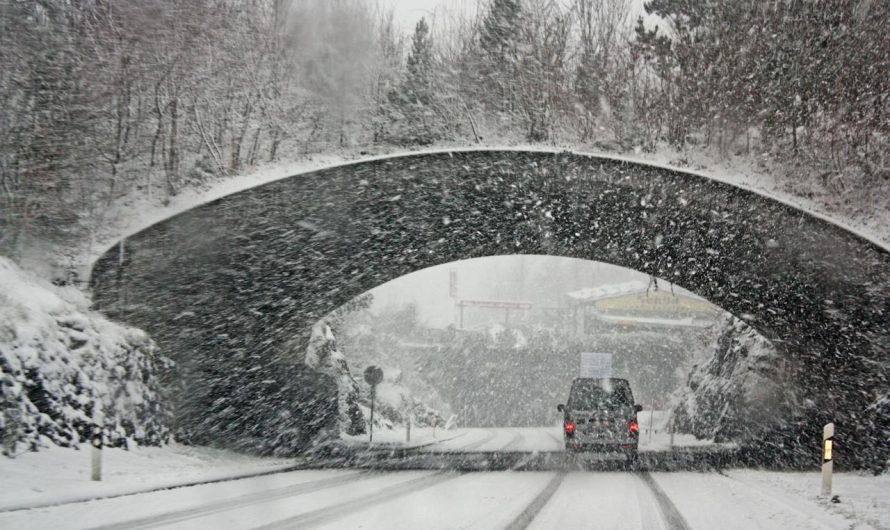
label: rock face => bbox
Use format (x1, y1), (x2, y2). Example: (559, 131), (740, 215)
(0, 257), (171, 456)
(672, 315), (794, 444)
(305, 322), (366, 436)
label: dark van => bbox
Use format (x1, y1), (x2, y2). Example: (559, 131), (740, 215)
(557, 377), (643, 465)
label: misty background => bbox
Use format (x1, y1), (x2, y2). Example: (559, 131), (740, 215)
(335, 256), (722, 428)
(368, 255), (649, 329)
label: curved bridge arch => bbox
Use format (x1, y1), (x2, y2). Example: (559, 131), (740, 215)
(91, 150), (890, 463)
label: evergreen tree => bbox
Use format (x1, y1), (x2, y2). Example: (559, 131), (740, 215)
(474, 0), (523, 114)
(385, 18), (443, 145)
(404, 18), (434, 106)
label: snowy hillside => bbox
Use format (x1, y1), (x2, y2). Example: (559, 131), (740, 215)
(0, 257), (171, 456)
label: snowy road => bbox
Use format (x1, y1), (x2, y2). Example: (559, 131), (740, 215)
(1, 466), (881, 529)
(353, 424), (722, 454)
(0, 428), (883, 529)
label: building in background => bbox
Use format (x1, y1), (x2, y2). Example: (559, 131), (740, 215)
(564, 281), (720, 338)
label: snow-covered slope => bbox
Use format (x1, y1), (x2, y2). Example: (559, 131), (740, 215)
(0, 257), (171, 456)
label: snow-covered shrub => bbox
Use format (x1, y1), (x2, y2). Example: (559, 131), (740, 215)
(0, 257), (171, 456)
(357, 376), (446, 431)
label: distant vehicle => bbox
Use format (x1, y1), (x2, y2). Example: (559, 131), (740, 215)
(557, 378), (643, 466)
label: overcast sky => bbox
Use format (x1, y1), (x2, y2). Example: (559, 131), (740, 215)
(387, 0), (479, 33)
(387, 0), (656, 35)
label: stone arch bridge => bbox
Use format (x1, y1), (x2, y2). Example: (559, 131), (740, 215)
(90, 150), (889, 465)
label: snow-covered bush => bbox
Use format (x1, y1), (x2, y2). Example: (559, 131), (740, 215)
(0, 257), (171, 456)
(357, 374), (447, 431)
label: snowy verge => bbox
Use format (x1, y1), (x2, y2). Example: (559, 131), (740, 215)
(725, 470), (890, 530)
(0, 442), (302, 512)
(652, 469), (889, 529)
(83, 144), (889, 280)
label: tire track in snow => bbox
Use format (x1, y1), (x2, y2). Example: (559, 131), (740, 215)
(451, 429), (499, 452)
(88, 471), (372, 530)
(503, 472), (567, 530)
(638, 472), (691, 530)
(255, 471), (463, 529)
(546, 431), (564, 447)
(500, 430), (526, 452)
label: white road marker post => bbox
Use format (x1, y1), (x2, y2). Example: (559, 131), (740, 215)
(91, 400), (104, 482)
(405, 396), (411, 444)
(669, 414), (675, 449)
(822, 422), (834, 497)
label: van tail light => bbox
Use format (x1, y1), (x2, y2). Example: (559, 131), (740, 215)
(564, 421), (575, 435)
(629, 419), (639, 433)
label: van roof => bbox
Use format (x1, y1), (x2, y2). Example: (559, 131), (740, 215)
(572, 377), (629, 383)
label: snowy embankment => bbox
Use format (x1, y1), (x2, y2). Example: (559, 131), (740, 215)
(0, 442), (300, 512)
(83, 143), (889, 280)
(0, 257), (170, 456)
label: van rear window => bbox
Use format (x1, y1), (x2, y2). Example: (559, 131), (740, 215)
(569, 382), (632, 409)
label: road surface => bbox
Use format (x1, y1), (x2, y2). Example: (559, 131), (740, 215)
(0, 466), (863, 529)
(0, 427), (870, 529)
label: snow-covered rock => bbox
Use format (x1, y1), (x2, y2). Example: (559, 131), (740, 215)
(305, 321), (365, 436)
(0, 257), (171, 456)
(672, 314), (793, 443)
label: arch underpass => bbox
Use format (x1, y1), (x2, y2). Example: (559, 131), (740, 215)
(90, 149), (890, 466)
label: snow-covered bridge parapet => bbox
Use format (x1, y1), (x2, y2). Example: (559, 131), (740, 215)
(90, 150), (890, 465)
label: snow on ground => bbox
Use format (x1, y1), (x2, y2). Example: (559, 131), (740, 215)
(343, 425), (722, 453)
(3, 465), (886, 529)
(0, 442), (301, 511)
(726, 470), (890, 530)
(528, 472), (668, 529)
(636, 411), (720, 451)
(340, 425), (465, 449)
(310, 471), (551, 530)
(652, 470), (890, 529)
(0, 470), (435, 530)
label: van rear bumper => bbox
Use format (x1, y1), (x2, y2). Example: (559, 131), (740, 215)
(564, 438), (638, 454)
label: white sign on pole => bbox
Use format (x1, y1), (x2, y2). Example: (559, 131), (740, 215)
(580, 352), (613, 378)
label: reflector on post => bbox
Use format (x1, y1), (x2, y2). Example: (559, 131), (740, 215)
(822, 422), (834, 497)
